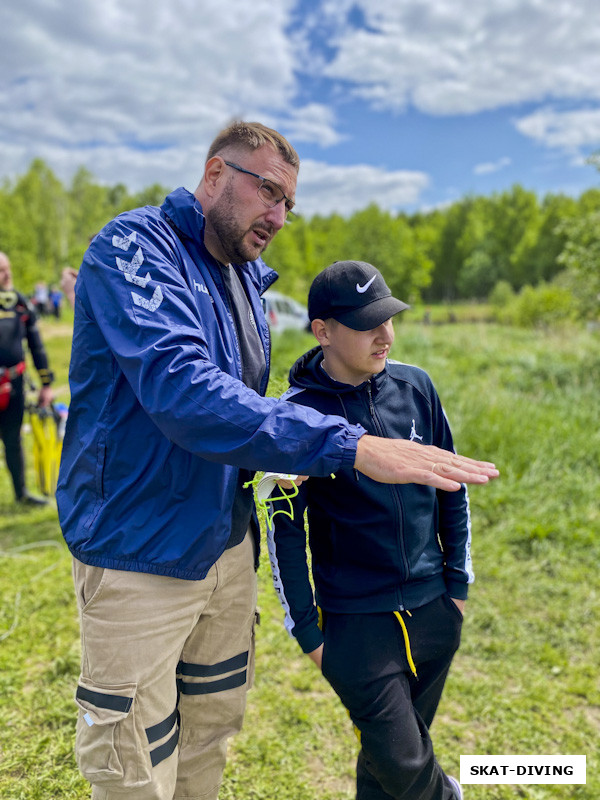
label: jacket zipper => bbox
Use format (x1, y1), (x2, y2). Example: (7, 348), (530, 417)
(366, 381), (410, 601)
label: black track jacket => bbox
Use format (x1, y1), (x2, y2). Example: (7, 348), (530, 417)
(267, 346), (472, 654)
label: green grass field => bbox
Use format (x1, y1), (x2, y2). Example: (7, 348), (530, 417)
(0, 314), (598, 799)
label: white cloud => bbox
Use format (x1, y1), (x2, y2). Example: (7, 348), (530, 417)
(514, 107), (600, 151)
(473, 156), (511, 176)
(281, 104), (344, 147)
(0, 0), (302, 187)
(1, 0), (598, 212)
(311, 0), (600, 115)
(295, 160), (429, 217)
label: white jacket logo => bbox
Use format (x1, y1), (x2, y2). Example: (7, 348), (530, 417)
(132, 286), (163, 312)
(112, 232), (137, 251)
(409, 419), (423, 441)
(114, 232), (163, 313)
(117, 247), (150, 288)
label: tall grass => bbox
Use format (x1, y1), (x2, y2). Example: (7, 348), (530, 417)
(0, 318), (598, 799)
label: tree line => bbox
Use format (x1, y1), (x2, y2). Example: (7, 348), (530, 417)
(1, 158), (598, 321)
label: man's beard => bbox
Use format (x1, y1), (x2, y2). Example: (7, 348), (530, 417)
(206, 181), (272, 265)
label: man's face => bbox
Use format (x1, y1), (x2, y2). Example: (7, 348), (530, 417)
(205, 145), (297, 265)
(0, 255), (12, 290)
(322, 318), (395, 386)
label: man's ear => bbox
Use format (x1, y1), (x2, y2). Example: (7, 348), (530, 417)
(311, 318), (329, 347)
(202, 156), (226, 197)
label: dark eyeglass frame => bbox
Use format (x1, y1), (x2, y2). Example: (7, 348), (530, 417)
(223, 160), (295, 215)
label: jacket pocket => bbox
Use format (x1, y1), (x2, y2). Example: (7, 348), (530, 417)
(75, 677), (151, 789)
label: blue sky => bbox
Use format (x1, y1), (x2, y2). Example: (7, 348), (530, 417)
(1, 0), (599, 216)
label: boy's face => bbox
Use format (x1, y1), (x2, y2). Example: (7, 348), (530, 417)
(318, 318), (395, 386)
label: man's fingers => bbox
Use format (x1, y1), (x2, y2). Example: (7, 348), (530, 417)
(432, 455), (499, 479)
(407, 469), (470, 492)
(417, 472), (463, 491)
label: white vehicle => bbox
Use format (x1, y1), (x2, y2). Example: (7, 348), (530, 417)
(262, 290), (310, 333)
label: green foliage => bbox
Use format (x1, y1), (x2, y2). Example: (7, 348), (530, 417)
(0, 161), (169, 293)
(497, 282), (574, 327)
(0, 160), (69, 288)
(0, 157), (598, 314)
(554, 167), (600, 320)
(421, 183), (597, 307)
(488, 279), (515, 309)
(524, 193), (578, 282)
(457, 248), (496, 298)
(67, 167), (113, 262)
(557, 211), (600, 320)
(0, 320), (598, 799)
(266, 204), (434, 305)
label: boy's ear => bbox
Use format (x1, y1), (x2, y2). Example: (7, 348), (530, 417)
(311, 318), (329, 346)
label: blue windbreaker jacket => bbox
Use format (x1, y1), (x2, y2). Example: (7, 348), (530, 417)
(57, 188), (364, 580)
(268, 346), (473, 654)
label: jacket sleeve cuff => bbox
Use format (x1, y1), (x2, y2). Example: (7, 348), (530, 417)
(445, 579), (469, 600)
(339, 424), (367, 469)
(296, 624), (324, 654)
(38, 368), (54, 386)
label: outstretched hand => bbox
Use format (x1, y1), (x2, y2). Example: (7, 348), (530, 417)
(354, 435), (499, 491)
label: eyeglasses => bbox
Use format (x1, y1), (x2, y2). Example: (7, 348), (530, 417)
(224, 161), (295, 216)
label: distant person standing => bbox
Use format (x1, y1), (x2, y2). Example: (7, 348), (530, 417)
(33, 280), (50, 315)
(49, 285), (63, 319)
(0, 252), (54, 504)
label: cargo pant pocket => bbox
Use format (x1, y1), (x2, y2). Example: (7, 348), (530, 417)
(75, 677), (152, 789)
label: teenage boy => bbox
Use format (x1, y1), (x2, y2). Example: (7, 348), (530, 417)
(267, 260), (468, 800)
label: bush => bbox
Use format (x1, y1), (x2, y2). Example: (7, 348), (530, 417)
(557, 210), (600, 321)
(488, 280), (515, 310)
(497, 282), (574, 327)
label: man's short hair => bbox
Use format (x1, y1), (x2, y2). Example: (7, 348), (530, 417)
(206, 121), (299, 171)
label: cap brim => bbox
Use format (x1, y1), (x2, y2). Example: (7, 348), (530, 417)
(334, 296), (410, 331)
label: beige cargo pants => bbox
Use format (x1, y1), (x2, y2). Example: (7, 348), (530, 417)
(72, 532), (257, 800)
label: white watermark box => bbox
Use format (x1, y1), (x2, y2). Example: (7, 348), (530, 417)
(460, 755), (586, 784)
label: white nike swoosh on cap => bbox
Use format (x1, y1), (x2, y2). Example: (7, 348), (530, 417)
(356, 275), (376, 293)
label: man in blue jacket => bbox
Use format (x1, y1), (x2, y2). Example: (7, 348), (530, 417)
(268, 261), (469, 799)
(57, 122), (497, 800)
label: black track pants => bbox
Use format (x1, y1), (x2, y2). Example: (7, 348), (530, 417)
(0, 376), (26, 500)
(321, 594), (464, 800)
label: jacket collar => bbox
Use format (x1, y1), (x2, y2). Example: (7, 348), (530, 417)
(160, 187), (205, 242)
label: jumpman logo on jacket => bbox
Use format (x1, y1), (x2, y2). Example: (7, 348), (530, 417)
(409, 419), (423, 442)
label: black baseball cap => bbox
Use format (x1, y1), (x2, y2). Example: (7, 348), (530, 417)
(308, 261), (409, 331)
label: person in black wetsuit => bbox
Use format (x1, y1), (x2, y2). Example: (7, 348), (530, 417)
(0, 251), (54, 505)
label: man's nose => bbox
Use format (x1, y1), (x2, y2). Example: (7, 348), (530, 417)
(264, 200), (288, 231)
